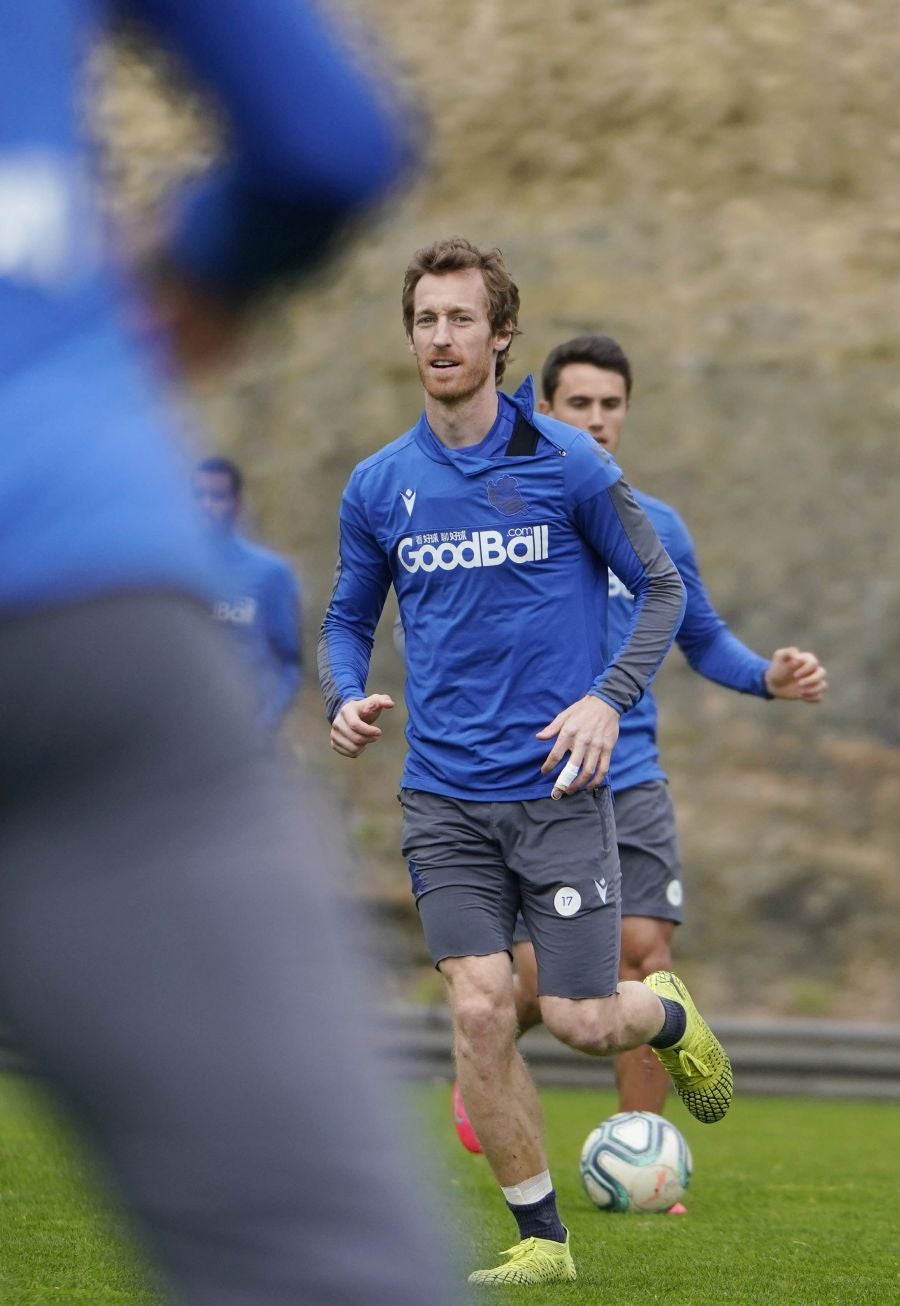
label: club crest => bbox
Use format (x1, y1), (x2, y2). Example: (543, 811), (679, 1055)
(487, 473), (528, 516)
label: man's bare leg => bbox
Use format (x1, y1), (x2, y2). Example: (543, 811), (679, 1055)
(513, 924), (675, 1111)
(540, 982), (666, 1057)
(615, 916), (676, 1112)
(512, 940), (542, 1034)
(442, 953), (578, 1286)
(441, 952), (546, 1185)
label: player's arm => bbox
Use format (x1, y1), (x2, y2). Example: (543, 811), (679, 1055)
(318, 479), (394, 755)
(583, 479), (686, 715)
(123, 0), (414, 367)
(670, 513), (827, 703)
(261, 563), (302, 728)
(539, 470), (685, 794)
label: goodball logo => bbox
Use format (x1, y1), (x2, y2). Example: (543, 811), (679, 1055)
(397, 526), (549, 574)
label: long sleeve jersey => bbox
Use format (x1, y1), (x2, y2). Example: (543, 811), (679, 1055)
(608, 490), (772, 793)
(210, 532), (302, 730)
(319, 379), (686, 801)
(0, 0), (410, 616)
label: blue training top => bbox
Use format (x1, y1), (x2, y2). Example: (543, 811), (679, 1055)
(210, 532), (302, 730)
(319, 379), (686, 801)
(608, 490), (772, 793)
(0, 0), (410, 616)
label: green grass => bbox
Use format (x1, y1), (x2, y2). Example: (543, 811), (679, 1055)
(410, 1082), (900, 1305)
(0, 1073), (898, 1304)
(0, 1077), (159, 1304)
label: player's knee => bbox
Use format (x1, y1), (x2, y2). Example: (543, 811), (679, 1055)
(620, 947), (672, 983)
(636, 939), (673, 980)
(542, 1003), (618, 1056)
(620, 925), (674, 982)
(451, 990), (516, 1061)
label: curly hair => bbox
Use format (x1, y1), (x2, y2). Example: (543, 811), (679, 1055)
(401, 237), (521, 384)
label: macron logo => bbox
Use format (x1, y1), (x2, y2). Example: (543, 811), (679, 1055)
(594, 878), (609, 905)
(400, 488), (417, 517)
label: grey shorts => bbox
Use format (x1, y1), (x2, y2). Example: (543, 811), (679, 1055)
(615, 780), (683, 922)
(512, 779), (683, 945)
(399, 786), (621, 1000)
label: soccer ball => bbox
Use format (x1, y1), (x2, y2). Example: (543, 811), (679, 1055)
(579, 1111), (692, 1213)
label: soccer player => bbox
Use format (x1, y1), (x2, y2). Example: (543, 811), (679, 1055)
(319, 238), (734, 1287)
(194, 456), (302, 730)
(0, 3), (457, 1304)
(451, 335), (828, 1194)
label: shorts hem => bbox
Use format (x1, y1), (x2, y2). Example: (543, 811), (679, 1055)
(621, 909), (683, 924)
(434, 948), (512, 969)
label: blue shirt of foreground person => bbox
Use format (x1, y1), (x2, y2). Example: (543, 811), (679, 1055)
(194, 457), (301, 730)
(0, 0), (413, 619)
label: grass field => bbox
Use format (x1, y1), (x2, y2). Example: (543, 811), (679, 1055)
(414, 1083), (900, 1305)
(0, 1074), (897, 1304)
(0, 1077), (158, 1305)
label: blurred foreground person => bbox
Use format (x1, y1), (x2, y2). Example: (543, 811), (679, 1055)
(194, 456), (302, 731)
(0, 3), (456, 1304)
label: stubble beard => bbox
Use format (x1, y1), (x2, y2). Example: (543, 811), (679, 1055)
(417, 351), (495, 407)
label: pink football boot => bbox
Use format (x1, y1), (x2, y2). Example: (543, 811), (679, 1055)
(451, 1081), (482, 1154)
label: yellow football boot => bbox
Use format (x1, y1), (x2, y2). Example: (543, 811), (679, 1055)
(468, 1232), (576, 1287)
(644, 970), (734, 1123)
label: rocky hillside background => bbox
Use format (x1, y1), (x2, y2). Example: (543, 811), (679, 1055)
(94, 0), (899, 1020)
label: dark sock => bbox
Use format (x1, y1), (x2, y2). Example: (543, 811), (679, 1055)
(506, 1190), (566, 1243)
(649, 996), (687, 1049)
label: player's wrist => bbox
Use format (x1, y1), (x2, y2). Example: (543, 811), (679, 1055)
(331, 694), (360, 724)
(588, 689), (623, 715)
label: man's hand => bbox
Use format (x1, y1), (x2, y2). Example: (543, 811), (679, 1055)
(536, 695), (620, 799)
(764, 647), (828, 703)
(330, 694), (395, 757)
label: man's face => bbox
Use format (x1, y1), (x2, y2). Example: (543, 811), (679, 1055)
(408, 268), (510, 405)
(539, 363), (629, 455)
(193, 470), (240, 534)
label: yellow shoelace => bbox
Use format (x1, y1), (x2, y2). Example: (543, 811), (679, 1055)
(677, 1048), (711, 1078)
(496, 1238), (564, 1263)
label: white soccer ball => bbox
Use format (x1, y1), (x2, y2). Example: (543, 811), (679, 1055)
(579, 1111), (692, 1213)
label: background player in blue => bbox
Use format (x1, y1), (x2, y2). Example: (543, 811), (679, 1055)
(485, 335), (826, 1167)
(0, 3), (458, 1305)
(194, 456), (302, 731)
(319, 237), (734, 1287)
